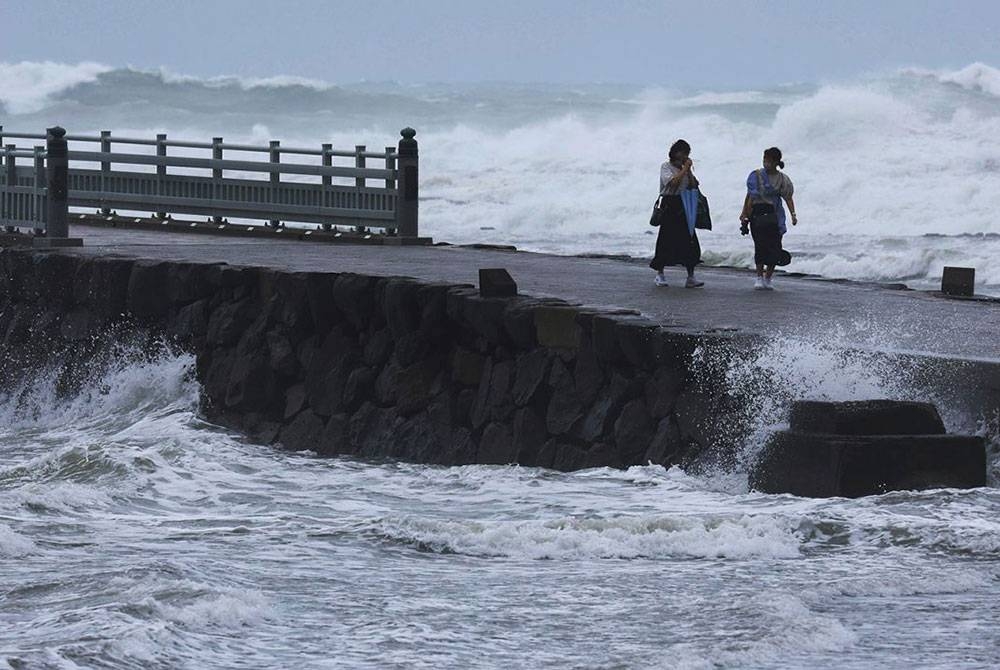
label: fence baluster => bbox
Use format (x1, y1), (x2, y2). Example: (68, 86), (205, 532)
(156, 133), (167, 219)
(269, 140), (280, 228)
(355, 145), (366, 191)
(213, 137), (223, 224)
(4, 145), (15, 232)
(321, 143), (333, 231)
(33, 146), (45, 235)
(100, 130), (111, 215)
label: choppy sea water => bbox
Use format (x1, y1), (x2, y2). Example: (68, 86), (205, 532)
(2, 345), (998, 669)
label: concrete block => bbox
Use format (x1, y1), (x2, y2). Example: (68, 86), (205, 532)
(942, 266), (975, 296)
(479, 268), (517, 298)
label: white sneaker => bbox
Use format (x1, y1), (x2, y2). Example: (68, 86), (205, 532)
(685, 276), (705, 288)
(654, 273), (669, 287)
(764, 277), (775, 290)
(753, 277), (766, 290)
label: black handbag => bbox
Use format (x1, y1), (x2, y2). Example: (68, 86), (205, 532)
(695, 192), (712, 230)
(649, 194), (664, 226)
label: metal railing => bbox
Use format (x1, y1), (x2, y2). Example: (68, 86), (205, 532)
(0, 125), (419, 238)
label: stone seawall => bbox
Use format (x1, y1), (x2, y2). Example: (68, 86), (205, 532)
(0, 250), (758, 470)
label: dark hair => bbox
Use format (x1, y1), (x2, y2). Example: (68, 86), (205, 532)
(669, 139), (691, 161)
(764, 147), (785, 169)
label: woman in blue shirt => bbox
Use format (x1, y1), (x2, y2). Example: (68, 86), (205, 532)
(739, 147), (797, 290)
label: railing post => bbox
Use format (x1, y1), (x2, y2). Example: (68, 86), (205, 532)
(384, 147), (396, 191)
(4, 144), (15, 232)
(33, 146), (46, 235)
(212, 137), (223, 224)
(100, 130), (111, 215)
(396, 127), (418, 238)
(269, 140), (280, 228)
(156, 133), (167, 219)
(45, 126), (69, 238)
(355, 145), (366, 191)
(321, 143), (332, 231)
(384, 147), (397, 235)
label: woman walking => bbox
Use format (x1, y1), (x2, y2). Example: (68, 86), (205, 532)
(650, 139), (704, 288)
(739, 147), (797, 290)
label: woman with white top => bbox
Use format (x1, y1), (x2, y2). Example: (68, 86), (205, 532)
(650, 139), (705, 288)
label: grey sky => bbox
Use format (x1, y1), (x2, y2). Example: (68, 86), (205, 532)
(4, 0), (999, 86)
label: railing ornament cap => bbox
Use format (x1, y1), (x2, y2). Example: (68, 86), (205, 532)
(400, 127), (416, 140)
(46, 126), (66, 139)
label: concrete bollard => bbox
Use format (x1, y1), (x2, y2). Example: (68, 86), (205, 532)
(396, 128), (418, 238)
(942, 267), (975, 297)
(479, 268), (517, 298)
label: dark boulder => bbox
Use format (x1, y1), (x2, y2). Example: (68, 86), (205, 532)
(645, 417), (683, 467)
(478, 422), (517, 465)
(512, 406), (548, 466)
(225, 353), (278, 414)
(278, 409), (325, 451)
(343, 367), (377, 412)
(333, 273), (376, 331)
(545, 358), (585, 435)
(614, 398), (655, 465)
(206, 299), (258, 346)
(126, 261), (171, 323)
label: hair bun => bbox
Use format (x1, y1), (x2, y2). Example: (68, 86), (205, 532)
(778, 160), (785, 169)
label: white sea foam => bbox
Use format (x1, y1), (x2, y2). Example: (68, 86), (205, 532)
(377, 512), (805, 559)
(0, 523), (38, 557)
(906, 62), (1000, 97)
(0, 347), (197, 434)
(153, 65), (334, 91)
(0, 60), (111, 113)
(156, 590), (275, 628)
(664, 593), (857, 669)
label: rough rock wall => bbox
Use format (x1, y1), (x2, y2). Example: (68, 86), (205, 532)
(0, 250), (755, 470)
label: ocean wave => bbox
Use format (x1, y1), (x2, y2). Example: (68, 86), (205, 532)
(0, 523), (39, 557)
(904, 62), (1000, 97)
(375, 513), (806, 559)
(0, 60), (111, 114)
(665, 593), (857, 669)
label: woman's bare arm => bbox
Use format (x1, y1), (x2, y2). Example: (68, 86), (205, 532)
(784, 195), (797, 225)
(740, 194), (752, 221)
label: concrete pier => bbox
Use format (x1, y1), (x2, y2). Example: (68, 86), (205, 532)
(1, 224), (997, 478)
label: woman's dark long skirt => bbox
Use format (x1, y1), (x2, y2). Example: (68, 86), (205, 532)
(750, 203), (784, 266)
(649, 195), (701, 272)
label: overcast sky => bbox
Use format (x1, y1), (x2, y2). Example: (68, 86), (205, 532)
(4, 0), (999, 86)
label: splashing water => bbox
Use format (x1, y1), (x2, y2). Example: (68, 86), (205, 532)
(0, 339), (997, 668)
